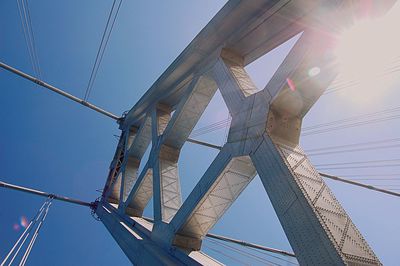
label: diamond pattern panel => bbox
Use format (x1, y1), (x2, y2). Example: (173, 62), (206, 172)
(229, 64), (258, 96)
(160, 160), (182, 222)
(180, 156), (256, 238)
(276, 142), (380, 264)
(278, 143), (306, 169)
(342, 222), (379, 262)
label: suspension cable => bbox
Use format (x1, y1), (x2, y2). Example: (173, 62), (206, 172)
(16, 0), (42, 78)
(189, 104), (400, 139)
(0, 61), (121, 121)
(206, 238), (298, 265)
(320, 172), (400, 198)
(204, 244), (251, 266)
(1, 199), (49, 266)
(0, 180), (93, 207)
(84, 0), (123, 101)
(206, 238), (281, 266)
(19, 198), (53, 266)
(206, 233), (296, 258)
(1, 197), (52, 266)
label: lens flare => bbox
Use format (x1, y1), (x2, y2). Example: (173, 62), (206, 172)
(13, 223), (20, 231)
(20, 216), (28, 228)
(286, 78), (296, 91)
(333, 2), (400, 105)
(308, 67), (320, 77)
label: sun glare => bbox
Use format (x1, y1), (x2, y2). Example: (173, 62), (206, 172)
(333, 2), (400, 104)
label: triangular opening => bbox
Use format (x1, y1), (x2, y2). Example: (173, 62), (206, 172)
(138, 140), (152, 175)
(180, 89), (230, 202)
(202, 175), (297, 265)
(189, 90), (230, 146)
(245, 32), (303, 92)
(142, 197), (154, 219)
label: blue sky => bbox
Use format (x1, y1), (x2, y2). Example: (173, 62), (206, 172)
(1, 1), (399, 265)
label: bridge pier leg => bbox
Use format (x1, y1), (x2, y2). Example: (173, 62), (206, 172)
(251, 135), (381, 265)
(96, 203), (223, 265)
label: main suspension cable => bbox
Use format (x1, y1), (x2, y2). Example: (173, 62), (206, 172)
(0, 61), (121, 121)
(84, 0), (123, 101)
(19, 198), (53, 266)
(16, 0), (42, 79)
(1, 197), (52, 266)
(1, 199), (49, 266)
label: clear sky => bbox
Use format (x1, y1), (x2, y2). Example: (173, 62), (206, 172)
(1, 1), (399, 265)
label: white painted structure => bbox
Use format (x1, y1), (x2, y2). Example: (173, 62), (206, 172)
(98, 1), (396, 265)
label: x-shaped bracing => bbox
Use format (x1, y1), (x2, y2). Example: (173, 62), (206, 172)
(103, 28), (381, 265)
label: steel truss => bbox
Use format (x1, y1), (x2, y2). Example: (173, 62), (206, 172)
(98, 1), (396, 265)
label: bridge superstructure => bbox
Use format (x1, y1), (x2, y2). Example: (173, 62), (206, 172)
(1, 0), (398, 265)
(97, 1), (396, 265)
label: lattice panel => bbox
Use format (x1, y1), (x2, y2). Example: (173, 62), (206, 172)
(179, 156), (256, 238)
(276, 142), (381, 265)
(160, 160), (182, 222)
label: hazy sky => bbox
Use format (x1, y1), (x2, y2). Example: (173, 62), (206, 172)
(1, 1), (399, 265)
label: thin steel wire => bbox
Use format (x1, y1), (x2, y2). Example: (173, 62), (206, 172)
(84, 0), (123, 101)
(19, 198), (53, 266)
(1, 197), (50, 266)
(207, 238), (281, 266)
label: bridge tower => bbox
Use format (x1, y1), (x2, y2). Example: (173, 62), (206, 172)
(95, 1), (395, 265)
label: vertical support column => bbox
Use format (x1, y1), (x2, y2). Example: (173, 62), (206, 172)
(152, 105), (182, 223)
(118, 116), (152, 209)
(154, 145), (181, 223)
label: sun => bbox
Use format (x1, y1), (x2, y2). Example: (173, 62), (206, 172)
(333, 2), (400, 104)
